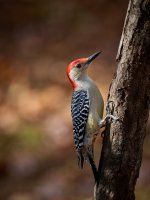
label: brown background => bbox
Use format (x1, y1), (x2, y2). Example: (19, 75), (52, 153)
(0, 1), (149, 200)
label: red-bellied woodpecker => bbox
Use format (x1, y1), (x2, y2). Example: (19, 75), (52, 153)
(66, 51), (116, 182)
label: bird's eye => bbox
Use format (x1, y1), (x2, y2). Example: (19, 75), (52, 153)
(76, 63), (82, 68)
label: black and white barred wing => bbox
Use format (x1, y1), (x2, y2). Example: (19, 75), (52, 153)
(71, 90), (98, 180)
(71, 90), (89, 167)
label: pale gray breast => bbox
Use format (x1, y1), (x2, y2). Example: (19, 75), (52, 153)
(86, 80), (104, 134)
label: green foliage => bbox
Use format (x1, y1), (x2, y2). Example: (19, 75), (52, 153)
(16, 123), (44, 150)
(0, 123), (43, 155)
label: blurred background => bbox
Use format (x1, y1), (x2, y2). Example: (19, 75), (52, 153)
(0, 0), (149, 200)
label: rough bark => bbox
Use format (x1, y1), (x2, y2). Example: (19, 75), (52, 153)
(96, 0), (150, 200)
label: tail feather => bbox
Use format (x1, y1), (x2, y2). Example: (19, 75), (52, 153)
(77, 150), (98, 183)
(77, 151), (84, 169)
(87, 153), (98, 183)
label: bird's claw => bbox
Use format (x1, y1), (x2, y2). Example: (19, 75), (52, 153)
(106, 114), (119, 123)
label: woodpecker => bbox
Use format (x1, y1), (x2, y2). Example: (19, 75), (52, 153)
(67, 51), (116, 182)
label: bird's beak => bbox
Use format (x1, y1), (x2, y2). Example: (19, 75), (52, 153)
(87, 51), (101, 65)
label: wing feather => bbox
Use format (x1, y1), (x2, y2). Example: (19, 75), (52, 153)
(71, 90), (89, 152)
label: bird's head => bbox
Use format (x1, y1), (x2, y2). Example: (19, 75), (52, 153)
(67, 51), (101, 89)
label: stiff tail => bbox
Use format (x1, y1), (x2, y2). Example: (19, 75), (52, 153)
(77, 151), (84, 169)
(87, 153), (98, 183)
(77, 150), (98, 183)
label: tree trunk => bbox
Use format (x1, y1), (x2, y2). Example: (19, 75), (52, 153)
(96, 0), (150, 199)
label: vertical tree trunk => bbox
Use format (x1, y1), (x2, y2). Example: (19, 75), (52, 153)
(96, 0), (150, 199)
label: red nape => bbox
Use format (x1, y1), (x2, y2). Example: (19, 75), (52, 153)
(66, 58), (87, 89)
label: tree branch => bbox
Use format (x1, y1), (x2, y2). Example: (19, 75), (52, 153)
(96, 0), (150, 199)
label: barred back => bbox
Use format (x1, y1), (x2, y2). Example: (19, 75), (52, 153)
(71, 90), (89, 152)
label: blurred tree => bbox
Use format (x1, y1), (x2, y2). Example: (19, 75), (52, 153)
(96, 0), (150, 199)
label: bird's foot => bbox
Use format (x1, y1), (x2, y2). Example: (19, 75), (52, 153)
(106, 100), (119, 123)
(105, 114), (119, 123)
